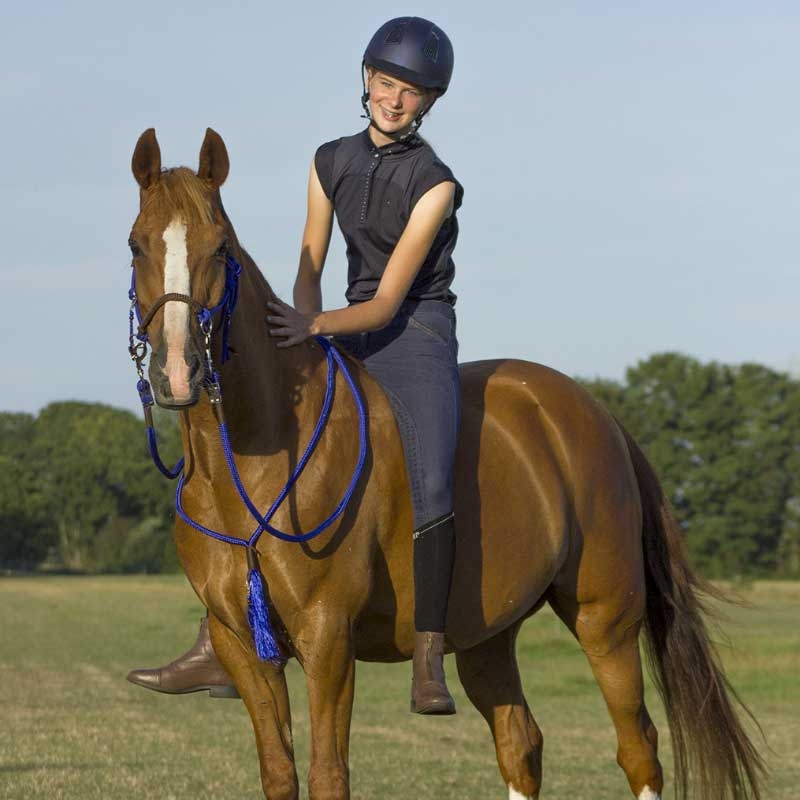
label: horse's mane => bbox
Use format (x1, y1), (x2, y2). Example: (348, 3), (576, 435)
(142, 167), (215, 225)
(243, 251), (278, 304)
(142, 166), (279, 305)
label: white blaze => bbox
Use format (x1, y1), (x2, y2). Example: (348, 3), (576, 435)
(163, 219), (190, 332)
(162, 219), (191, 399)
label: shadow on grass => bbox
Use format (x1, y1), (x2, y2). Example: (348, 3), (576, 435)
(0, 760), (145, 774)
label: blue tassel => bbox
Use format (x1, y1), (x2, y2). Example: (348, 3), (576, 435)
(246, 548), (281, 663)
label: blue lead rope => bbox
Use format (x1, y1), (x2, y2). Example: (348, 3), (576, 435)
(137, 379), (185, 479)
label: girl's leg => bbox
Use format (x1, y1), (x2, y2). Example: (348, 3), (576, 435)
(126, 614), (237, 697)
(359, 301), (461, 714)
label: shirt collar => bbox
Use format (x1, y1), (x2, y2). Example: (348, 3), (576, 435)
(361, 127), (423, 157)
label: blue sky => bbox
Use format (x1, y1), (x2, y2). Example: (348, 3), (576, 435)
(2, 1), (798, 414)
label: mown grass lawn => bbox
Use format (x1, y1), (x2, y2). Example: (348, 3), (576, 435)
(1, 576), (797, 799)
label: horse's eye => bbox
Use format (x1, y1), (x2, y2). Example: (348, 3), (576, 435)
(215, 242), (229, 259)
(129, 238), (142, 257)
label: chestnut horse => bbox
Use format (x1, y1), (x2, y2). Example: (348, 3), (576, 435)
(127, 128), (763, 800)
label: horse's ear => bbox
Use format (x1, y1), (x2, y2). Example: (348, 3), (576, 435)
(198, 128), (230, 189)
(132, 128), (162, 189)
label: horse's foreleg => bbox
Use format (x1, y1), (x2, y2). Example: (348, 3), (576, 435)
(301, 616), (355, 800)
(455, 623), (543, 800)
(208, 614), (299, 800)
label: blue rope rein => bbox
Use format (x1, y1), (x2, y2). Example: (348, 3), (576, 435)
(129, 256), (367, 662)
(174, 337), (367, 546)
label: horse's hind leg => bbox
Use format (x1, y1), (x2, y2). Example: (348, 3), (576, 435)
(456, 623), (543, 800)
(549, 591), (663, 799)
(208, 614), (299, 800)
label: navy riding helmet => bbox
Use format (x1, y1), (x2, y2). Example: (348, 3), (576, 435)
(364, 16), (454, 94)
(361, 17), (454, 132)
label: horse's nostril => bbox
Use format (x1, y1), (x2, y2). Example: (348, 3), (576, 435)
(188, 356), (203, 381)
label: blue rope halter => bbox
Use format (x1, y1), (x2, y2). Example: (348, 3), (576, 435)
(128, 254), (242, 478)
(128, 254), (368, 661)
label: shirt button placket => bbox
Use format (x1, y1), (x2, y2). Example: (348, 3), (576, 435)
(361, 152), (381, 223)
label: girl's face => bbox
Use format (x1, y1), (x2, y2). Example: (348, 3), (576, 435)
(367, 70), (430, 141)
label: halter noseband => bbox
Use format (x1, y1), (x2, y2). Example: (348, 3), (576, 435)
(128, 253), (241, 386)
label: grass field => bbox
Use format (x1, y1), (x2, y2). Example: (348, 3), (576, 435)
(1, 576), (797, 799)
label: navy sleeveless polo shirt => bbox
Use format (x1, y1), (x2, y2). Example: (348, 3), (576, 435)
(315, 129), (463, 305)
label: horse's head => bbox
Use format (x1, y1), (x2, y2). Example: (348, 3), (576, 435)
(129, 128), (232, 408)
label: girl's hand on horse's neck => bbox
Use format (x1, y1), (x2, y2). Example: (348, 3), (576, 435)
(266, 299), (320, 349)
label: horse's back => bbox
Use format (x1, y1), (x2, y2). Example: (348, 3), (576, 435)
(449, 358), (642, 648)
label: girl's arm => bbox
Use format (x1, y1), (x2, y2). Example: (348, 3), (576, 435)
(292, 159), (333, 314)
(268, 180), (455, 347)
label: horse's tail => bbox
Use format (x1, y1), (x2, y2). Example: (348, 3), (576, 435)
(619, 423), (765, 800)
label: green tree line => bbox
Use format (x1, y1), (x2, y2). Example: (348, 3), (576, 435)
(0, 402), (181, 573)
(1, 352), (799, 577)
(583, 352), (800, 578)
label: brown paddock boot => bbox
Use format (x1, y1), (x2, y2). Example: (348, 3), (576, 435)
(410, 630), (456, 715)
(126, 617), (239, 698)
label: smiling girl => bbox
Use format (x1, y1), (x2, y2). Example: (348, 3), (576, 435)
(267, 16), (463, 714)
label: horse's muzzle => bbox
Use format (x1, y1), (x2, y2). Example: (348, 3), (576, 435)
(149, 344), (205, 409)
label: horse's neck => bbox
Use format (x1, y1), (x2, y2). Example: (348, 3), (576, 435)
(180, 250), (322, 467)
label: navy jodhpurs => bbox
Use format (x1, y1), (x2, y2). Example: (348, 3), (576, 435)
(335, 299), (460, 531)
